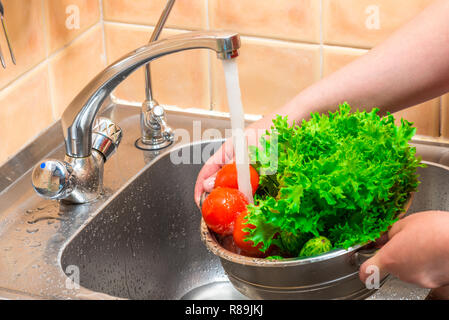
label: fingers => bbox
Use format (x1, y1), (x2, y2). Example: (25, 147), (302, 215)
(194, 132), (255, 207)
(359, 249), (390, 285)
(373, 232), (389, 248)
(387, 217), (407, 239)
(203, 175), (216, 193)
(361, 212), (447, 288)
(359, 215), (410, 284)
(426, 285), (449, 300)
(359, 224), (405, 284)
(194, 162), (220, 207)
(387, 210), (441, 239)
(194, 140), (234, 207)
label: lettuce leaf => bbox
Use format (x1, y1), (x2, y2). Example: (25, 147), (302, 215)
(246, 103), (424, 254)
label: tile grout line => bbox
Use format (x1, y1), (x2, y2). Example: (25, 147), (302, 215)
(104, 19), (321, 45)
(205, 0), (213, 111)
(99, 0), (108, 67)
(47, 21), (102, 63)
(47, 62), (57, 121)
(41, 0), (50, 58)
(41, 0), (57, 120)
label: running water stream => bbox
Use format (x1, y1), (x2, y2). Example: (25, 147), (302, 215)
(222, 59), (254, 204)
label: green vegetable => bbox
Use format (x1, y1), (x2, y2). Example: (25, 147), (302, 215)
(280, 230), (308, 256)
(299, 236), (332, 257)
(247, 103), (423, 255)
(265, 256), (284, 260)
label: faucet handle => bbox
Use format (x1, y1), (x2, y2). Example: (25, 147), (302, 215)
(32, 159), (74, 200)
(92, 117), (123, 161)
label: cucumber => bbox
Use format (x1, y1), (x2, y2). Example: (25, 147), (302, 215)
(280, 230), (307, 256)
(299, 236), (332, 257)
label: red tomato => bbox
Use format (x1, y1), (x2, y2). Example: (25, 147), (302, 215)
(233, 211), (264, 257)
(214, 163), (260, 196)
(201, 187), (248, 235)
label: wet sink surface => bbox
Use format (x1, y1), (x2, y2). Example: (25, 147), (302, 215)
(2, 101), (447, 300)
(60, 140), (449, 300)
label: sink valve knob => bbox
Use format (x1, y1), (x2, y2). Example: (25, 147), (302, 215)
(31, 159), (74, 200)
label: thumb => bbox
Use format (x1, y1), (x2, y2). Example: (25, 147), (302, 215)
(359, 249), (389, 285)
(359, 221), (405, 284)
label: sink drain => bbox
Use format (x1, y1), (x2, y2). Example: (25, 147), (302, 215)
(181, 281), (248, 300)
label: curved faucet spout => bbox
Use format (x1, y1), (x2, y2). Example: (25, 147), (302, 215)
(61, 31), (241, 158)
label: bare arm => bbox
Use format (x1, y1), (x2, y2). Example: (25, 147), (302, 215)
(254, 0), (449, 130)
(195, 0), (449, 204)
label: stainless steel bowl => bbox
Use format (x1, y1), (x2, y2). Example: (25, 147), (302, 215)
(201, 195), (413, 300)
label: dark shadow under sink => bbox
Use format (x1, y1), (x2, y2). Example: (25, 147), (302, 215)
(61, 141), (245, 300)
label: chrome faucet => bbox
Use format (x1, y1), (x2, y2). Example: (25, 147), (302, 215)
(31, 31), (241, 203)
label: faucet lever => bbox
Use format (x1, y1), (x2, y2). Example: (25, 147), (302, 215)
(32, 117), (122, 203)
(32, 160), (74, 200)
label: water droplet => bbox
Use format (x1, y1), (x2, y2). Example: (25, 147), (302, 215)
(29, 241), (41, 248)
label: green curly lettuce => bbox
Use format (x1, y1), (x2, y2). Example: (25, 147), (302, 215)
(245, 102), (424, 255)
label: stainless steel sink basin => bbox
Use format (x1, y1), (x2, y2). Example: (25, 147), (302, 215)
(60, 141), (247, 300)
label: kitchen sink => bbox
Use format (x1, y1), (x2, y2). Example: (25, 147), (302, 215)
(1, 102), (448, 300)
(60, 141), (247, 300)
(60, 138), (446, 300)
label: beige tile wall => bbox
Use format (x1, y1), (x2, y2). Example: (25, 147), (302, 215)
(323, 0), (433, 48)
(212, 38), (321, 115)
(0, 0), (104, 165)
(0, 0), (444, 165)
(104, 24), (210, 109)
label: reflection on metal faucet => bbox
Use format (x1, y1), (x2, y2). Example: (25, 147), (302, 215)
(32, 117), (122, 203)
(31, 31), (240, 203)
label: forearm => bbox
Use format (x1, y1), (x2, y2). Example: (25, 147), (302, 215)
(250, 0), (449, 132)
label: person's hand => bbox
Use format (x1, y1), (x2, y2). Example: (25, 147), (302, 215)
(426, 285), (449, 300)
(359, 211), (449, 289)
(194, 120), (268, 207)
(194, 138), (235, 207)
